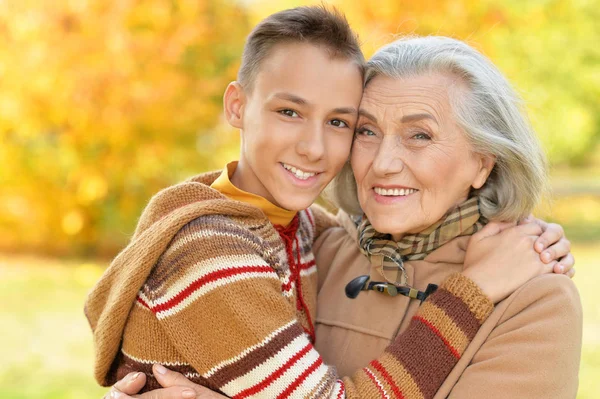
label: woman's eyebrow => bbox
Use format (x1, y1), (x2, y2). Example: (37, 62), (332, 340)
(358, 109), (378, 122)
(401, 113), (438, 124)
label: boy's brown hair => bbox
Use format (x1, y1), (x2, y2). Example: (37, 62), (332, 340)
(238, 5), (364, 91)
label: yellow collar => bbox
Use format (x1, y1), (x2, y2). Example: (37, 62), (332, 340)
(210, 161), (297, 226)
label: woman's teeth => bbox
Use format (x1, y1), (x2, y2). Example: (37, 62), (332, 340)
(282, 163), (317, 180)
(374, 187), (417, 196)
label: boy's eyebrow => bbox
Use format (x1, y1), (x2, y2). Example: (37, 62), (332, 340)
(333, 107), (358, 115)
(273, 93), (357, 115)
(274, 93), (308, 105)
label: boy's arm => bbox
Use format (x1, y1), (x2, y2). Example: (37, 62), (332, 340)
(149, 218), (492, 398)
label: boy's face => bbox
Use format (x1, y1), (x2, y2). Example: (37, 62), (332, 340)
(231, 42), (363, 211)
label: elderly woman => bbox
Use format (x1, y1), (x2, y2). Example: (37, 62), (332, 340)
(313, 36), (582, 398)
(110, 36), (580, 398)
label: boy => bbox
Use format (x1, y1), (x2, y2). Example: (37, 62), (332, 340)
(86, 6), (499, 398)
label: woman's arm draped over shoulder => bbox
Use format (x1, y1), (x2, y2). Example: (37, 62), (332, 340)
(443, 274), (582, 399)
(142, 215), (493, 399)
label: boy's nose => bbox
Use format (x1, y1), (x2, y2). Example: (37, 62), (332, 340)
(296, 125), (326, 162)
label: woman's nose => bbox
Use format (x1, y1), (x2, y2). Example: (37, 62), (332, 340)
(372, 138), (405, 176)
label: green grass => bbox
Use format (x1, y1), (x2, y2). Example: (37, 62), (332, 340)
(1, 241), (598, 398)
(0, 256), (107, 399)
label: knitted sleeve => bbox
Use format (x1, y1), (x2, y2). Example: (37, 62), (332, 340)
(142, 217), (493, 399)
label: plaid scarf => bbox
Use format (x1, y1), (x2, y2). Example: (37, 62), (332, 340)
(357, 196), (487, 285)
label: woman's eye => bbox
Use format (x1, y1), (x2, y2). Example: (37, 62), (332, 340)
(329, 119), (349, 128)
(279, 109), (299, 118)
(355, 127), (376, 136)
(413, 132), (431, 140)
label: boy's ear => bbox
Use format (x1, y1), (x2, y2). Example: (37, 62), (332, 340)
(223, 81), (246, 129)
(472, 153), (496, 189)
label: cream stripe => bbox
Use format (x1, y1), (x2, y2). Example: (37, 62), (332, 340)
(233, 345), (324, 398)
(155, 271), (279, 319)
(300, 265), (317, 277)
(150, 254), (275, 306)
(221, 334), (310, 394)
(121, 348), (190, 367)
(164, 229), (269, 259)
(364, 368), (390, 399)
(204, 320), (296, 378)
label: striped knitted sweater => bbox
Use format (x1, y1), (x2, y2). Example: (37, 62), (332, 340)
(85, 170), (494, 399)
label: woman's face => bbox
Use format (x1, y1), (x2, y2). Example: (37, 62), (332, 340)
(351, 73), (493, 240)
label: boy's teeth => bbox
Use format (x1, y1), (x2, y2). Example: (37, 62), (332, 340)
(374, 187), (417, 196)
(282, 163), (317, 180)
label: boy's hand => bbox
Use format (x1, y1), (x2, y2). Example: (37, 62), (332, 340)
(106, 364), (226, 399)
(521, 215), (575, 277)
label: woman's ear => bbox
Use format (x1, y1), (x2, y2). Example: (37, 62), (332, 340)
(472, 154), (496, 189)
(223, 81), (246, 129)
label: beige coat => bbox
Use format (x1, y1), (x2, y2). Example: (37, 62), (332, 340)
(313, 211), (582, 398)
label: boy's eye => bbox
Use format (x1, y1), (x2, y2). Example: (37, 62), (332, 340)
(279, 109), (299, 118)
(329, 119), (349, 128)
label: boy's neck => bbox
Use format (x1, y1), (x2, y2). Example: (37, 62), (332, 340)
(231, 159), (278, 207)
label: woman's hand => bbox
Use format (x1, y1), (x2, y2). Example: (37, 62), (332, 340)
(524, 216), (575, 277)
(105, 364), (227, 399)
(462, 221), (557, 303)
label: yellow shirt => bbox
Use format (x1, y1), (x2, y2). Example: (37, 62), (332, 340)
(210, 161), (297, 226)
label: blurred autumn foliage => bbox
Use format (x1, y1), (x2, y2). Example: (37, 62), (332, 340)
(0, 0), (249, 256)
(1, 0), (599, 257)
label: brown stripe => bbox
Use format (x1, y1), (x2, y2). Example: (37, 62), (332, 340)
(417, 301), (470, 355)
(387, 318), (459, 399)
(148, 218), (272, 291)
(209, 322), (305, 387)
(440, 273), (494, 323)
(428, 288), (481, 340)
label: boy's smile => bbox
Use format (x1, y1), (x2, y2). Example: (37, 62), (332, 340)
(225, 42), (364, 212)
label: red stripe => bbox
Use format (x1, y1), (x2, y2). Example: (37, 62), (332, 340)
(413, 315), (461, 359)
(136, 295), (150, 309)
(370, 360), (405, 399)
(304, 209), (315, 228)
(282, 280), (294, 292)
(281, 260), (316, 292)
(298, 259), (316, 270)
(233, 342), (313, 399)
(336, 380), (345, 399)
(364, 368), (388, 399)
(152, 265), (273, 313)
(276, 357), (323, 399)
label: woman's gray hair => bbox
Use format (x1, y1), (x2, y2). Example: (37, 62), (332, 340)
(327, 36), (548, 222)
